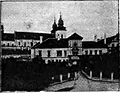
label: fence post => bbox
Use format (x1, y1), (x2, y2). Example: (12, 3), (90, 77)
(100, 72), (102, 80)
(111, 72), (114, 81)
(68, 73), (70, 78)
(90, 71), (92, 79)
(60, 74), (63, 82)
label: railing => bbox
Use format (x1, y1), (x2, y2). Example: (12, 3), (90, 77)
(82, 70), (119, 83)
(48, 72), (78, 86)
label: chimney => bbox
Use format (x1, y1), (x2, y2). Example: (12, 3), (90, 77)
(40, 36), (43, 43)
(94, 34), (97, 42)
(104, 33), (106, 44)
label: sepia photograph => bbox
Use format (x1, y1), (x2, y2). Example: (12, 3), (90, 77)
(0, 0), (119, 92)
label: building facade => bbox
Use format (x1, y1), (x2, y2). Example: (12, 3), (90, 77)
(31, 14), (109, 64)
(1, 13), (119, 60)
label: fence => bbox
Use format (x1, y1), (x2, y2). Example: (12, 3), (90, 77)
(82, 70), (119, 82)
(49, 72), (78, 86)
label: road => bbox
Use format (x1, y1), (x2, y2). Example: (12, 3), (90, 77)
(45, 72), (119, 91)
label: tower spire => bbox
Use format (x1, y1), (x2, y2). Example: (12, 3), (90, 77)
(58, 12), (64, 27)
(60, 12), (62, 19)
(51, 16), (57, 37)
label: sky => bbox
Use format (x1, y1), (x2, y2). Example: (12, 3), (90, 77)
(1, 1), (118, 41)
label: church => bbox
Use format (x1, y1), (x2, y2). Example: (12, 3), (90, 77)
(31, 13), (110, 64)
(1, 13), (119, 60)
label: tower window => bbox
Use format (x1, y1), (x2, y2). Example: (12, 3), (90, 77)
(57, 50), (62, 57)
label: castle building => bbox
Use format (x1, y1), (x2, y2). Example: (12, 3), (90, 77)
(31, 13), (109, 64)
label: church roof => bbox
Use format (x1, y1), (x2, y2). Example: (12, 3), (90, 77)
(68, 33), (83, 40)
(14, 31), (53, 40)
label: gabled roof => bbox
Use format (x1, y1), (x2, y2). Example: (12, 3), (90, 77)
(32, 33), (108, 49)
(68, 33), (83, 40)
(2, 33), (14, 41)
(82, 41), (108, 48)
(32, 38), (68, 49)
(14, 31), (53, 40)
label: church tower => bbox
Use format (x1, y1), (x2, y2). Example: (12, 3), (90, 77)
(51, 16), (57, 38)
(55, 12), (66, 40)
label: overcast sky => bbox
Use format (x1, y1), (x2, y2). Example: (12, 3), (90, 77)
(1, 1), (118, 41)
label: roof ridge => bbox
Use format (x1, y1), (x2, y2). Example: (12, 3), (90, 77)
(32, 38), (56, 48)
(15, 31), (51, 34)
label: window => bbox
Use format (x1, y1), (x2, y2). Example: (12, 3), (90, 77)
(58, 34), (59, 37)
(85, 50), (88, 55)
(61, 34), (63, 39)
(99, 50), (102, 55)
(7, 43), (9, 46)
(95, 50), (97, 55)
(112, 44), (114, 47)
(47, 50), (51, 57)
(18, 42), (20, 46)
(90, 50), (92, 55)
(57, 50), (62, 57)
(31, 42), (33, 46)
(39, 50), (42, 57)
(64, 50), (67, 57)
(24, 42), (26, 47)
